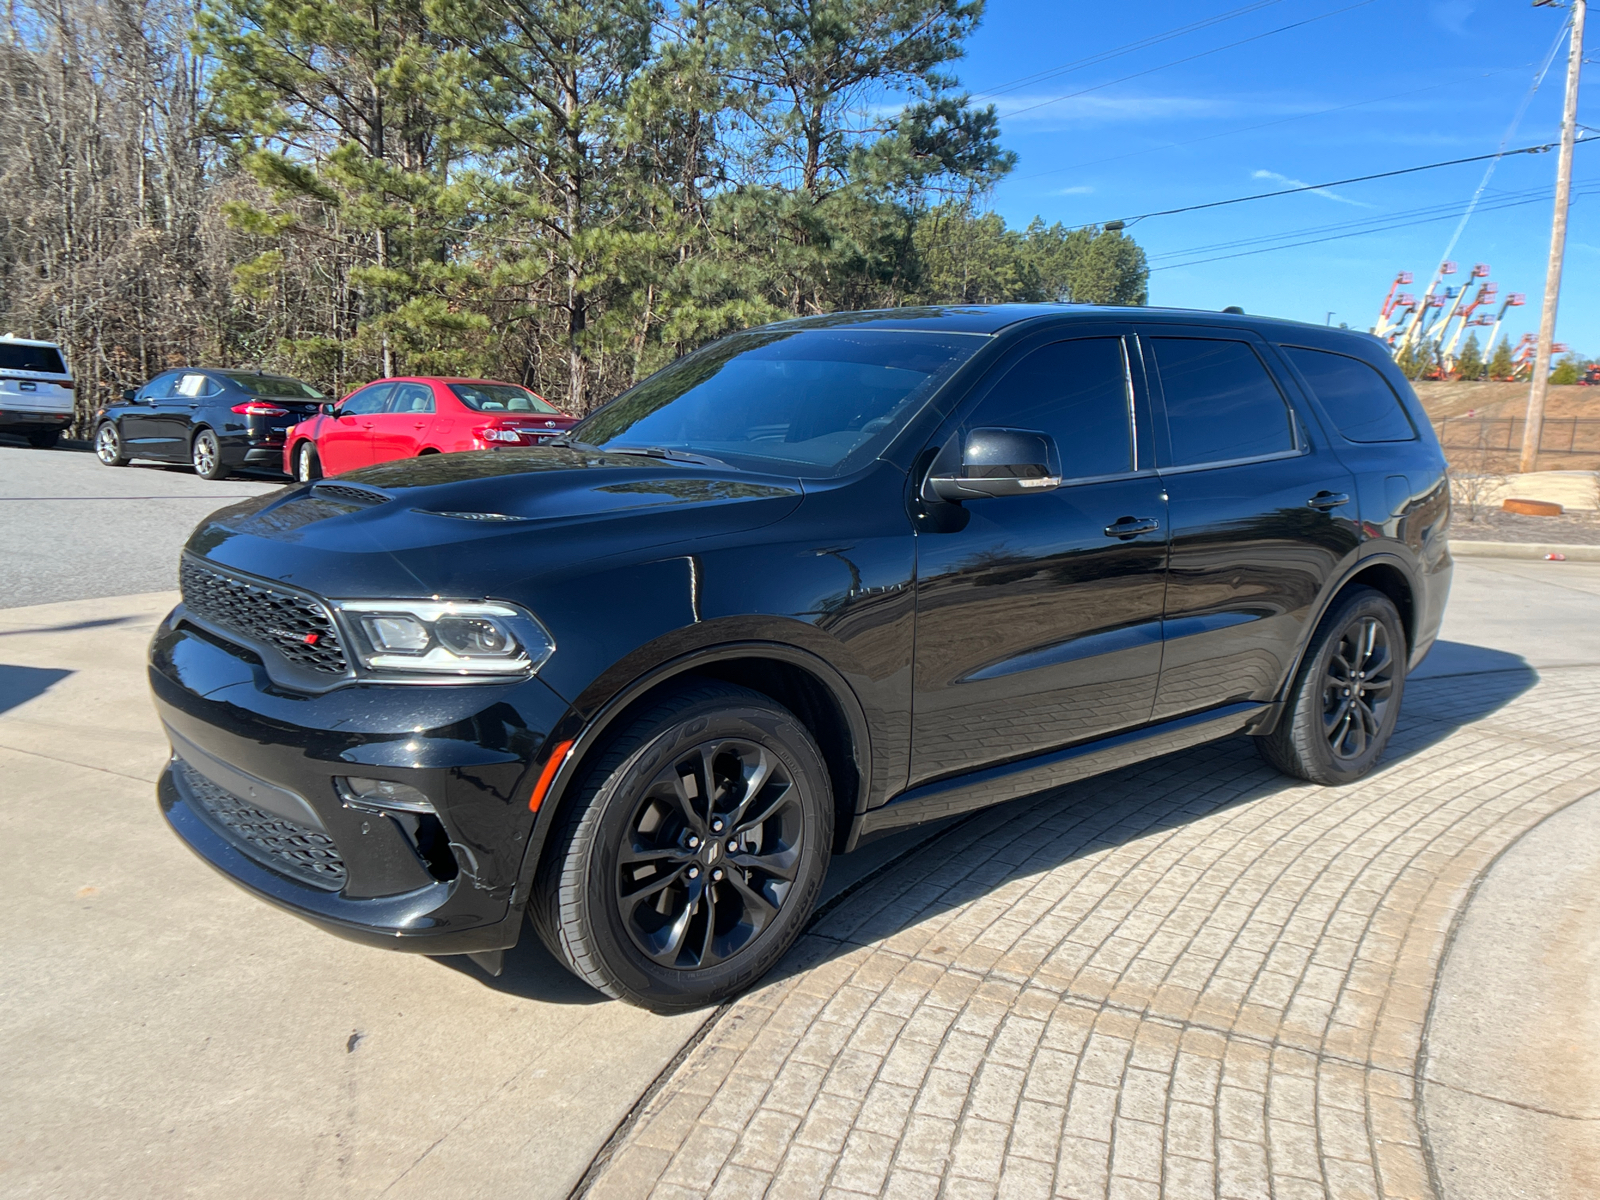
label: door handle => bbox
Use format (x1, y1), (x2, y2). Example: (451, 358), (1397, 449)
(1306, 491), (1350, 511)
(1104, 516), (1161, 538)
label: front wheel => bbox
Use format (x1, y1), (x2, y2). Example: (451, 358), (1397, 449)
(294, 441), (322, 482)
(95, 422), (129, 466)
(1258, 585), (1406, 785)
(530, 682), (834, 1011)
(191, 429), (228, 480)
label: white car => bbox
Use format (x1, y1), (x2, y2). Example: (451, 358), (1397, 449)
(0, 334), (74, 448)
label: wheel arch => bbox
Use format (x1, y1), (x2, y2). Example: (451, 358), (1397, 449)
(517, 642), (873, 912)
(1261, 551), (1421, 736)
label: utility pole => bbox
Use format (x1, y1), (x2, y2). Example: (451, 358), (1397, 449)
(1521, 0), (1586, 474)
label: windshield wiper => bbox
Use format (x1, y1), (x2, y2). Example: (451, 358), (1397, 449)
(604, 445), (730, 468)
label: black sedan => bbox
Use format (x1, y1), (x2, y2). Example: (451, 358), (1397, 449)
(95, 368), (326, 479)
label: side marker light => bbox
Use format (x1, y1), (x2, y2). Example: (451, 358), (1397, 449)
(529, 739), (574, 812)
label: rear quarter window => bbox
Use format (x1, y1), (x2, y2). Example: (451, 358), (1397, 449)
(1282, 346), (1416, 443)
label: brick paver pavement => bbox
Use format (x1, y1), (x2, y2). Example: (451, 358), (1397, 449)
(584, 666), (1600, 1200)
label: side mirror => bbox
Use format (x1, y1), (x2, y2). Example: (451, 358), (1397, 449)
(121, 388), (137, 402)
(321, 402), (337, 416)
(925, 427), (1062, 502)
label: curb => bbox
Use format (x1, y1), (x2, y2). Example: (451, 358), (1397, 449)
(1451, 540), (1600, 561)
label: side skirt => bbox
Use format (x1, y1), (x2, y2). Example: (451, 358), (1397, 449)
(855, 702), (1270, 841)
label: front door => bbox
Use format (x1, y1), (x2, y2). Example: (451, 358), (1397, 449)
(318, 382), (393, 474)
(369, 381), (436, 463)
(119, 372), (178, 454)
(1139, 329), (1360, 721)
(910, 331), (1169, 788)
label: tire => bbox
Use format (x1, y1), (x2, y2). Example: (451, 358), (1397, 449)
(294, 441), (322, 482)
(1258, 585), (1406, 785)
(530, 681), (834, 1012)
(95, 422), (129, 466)
(191, 428), (228, 480)
(27, 428), (61, 449)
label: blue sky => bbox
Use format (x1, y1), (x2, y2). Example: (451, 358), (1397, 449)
(956, 0), (1594, 356)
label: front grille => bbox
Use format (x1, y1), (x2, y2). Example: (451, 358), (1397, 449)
(176, 759), (347, 891)
(310, 483), (390, 507)
(180, 557), (348, 675)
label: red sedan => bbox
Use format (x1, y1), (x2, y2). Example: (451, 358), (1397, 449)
(283, 376), (578, 480)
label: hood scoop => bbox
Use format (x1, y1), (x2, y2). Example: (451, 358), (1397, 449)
(310, 482), (391, 507)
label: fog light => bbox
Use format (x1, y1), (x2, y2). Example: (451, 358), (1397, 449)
(340, 776), (435, 813)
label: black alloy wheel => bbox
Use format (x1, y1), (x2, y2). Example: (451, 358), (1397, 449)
(1322, 615), (1396, 762)
(617, 738), (804, 970)
(191, 428), (227, 480)
(95, 422), (129, 466)
(1258, 585), (1406, 785)
(531, 682), (833, 1011)
(295, 441), (322, 482)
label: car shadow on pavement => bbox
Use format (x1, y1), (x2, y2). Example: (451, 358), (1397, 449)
(0, 664), (72, 716)
(434, 927), (611, 1004)
(760, 641), (1540, 990)
(0, 616), (140, 639)
(429, 642), (1538, 1007)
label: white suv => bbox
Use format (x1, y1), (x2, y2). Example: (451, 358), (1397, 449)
(0, 335), (74, 448)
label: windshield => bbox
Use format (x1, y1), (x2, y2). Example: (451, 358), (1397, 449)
(572, 328), (983, 477)
(450, 382), (561, 413)
(224, 373), (323, 399)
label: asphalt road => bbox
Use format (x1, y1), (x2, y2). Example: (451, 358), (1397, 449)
(0, 442), (285, 608)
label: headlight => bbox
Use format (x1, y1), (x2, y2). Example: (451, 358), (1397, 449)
(333, 599), (554, 679)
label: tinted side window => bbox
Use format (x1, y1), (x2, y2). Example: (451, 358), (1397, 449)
(342, 383), (394, 415)
(1152, 338), (1295, 467)
(965, 338), (1133, 479)
(1283, 347), (1416, 442)
(140, 372), (178, 400)
(388, 383), (435, 414)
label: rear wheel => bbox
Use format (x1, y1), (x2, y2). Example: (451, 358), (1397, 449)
(191, 428), (228, 480)
(27, 428), (61, 449)
(95, 422), (129, 466)
(1258, 586), (1406, 785)
(531, 682), (833, 1011)
(294, 441), (322, 482)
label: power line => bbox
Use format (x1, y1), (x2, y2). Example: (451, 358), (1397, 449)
(1146, 181), (1571, 261)
(972, 0), (1288, 100)
(998, 0), (1383, 121)
(1112, 138), (1591, 225)
(1149, 181), (1600, 270)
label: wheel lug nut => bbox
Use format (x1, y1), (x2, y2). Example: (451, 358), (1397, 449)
(728, 840), (738, 852)
(687, 836), (700, 849)
(712, 868), (724, 882)
(687, 865), (700, 879)
(711, 818), (724, 833)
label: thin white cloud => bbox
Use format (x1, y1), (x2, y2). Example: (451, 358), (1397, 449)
(1252, 169), (1375, 208)
(1055, 185), (1094, 195)
(978, 93), (1243, 125)
(1431, 1), (1475, 36)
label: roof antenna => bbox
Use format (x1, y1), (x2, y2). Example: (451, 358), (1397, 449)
(1222, 306), (1245, 315)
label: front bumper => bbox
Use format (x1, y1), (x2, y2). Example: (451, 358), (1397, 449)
(151, 609), (573, 953)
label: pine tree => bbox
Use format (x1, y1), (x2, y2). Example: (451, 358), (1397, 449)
(1551, 352), (1582, 385)
(1454, 332), (1482, 381)
(1487, 336), (1515, 381)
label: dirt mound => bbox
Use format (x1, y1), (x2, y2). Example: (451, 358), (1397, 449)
(1412, 381), (1599, 420)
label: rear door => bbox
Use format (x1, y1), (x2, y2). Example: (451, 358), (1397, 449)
(150, 372), (221, 459)
(318, 383), (393, 474)
(369, 381), (436, 463)
(910, 329), (1169, 786)
(1139, 327), (1359, 722)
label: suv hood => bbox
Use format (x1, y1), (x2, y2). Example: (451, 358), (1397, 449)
(186, 447), (806, 598)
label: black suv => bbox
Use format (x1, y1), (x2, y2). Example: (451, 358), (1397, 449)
(95, 368), (325, 479)
(150, 306), (1451, 1010)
